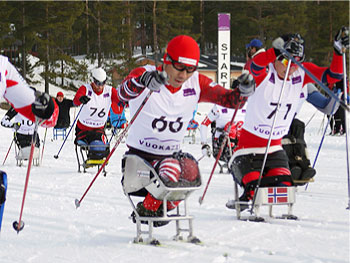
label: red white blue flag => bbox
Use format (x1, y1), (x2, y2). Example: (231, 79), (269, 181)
(268, 187), (288, 203)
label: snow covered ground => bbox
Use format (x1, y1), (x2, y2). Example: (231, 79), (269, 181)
(0, 98), (349, 263)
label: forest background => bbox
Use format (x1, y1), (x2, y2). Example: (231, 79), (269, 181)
(0, 1), (348, 94)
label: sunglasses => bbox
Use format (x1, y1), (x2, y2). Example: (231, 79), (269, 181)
(277, 55), (296, 67)
(167, 54), (197, 73)
(93, 78), (106, 86)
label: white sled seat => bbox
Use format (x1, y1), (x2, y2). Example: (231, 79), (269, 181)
(249, 186), (297, 221)
(122, 154), (202, 245)
(16, 146), (40, 167)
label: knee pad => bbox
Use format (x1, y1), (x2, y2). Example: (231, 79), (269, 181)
(172, 151), (200, 182)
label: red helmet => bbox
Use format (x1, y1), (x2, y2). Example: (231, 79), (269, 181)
(163, 35), (200, 67)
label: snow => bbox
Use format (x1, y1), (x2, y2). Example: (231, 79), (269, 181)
(0, 100), (349, 263)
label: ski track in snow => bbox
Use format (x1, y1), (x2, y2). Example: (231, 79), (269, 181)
(0, 101), (349, 263)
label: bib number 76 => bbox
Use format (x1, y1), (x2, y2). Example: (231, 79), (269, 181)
(90, 107), (106, 118)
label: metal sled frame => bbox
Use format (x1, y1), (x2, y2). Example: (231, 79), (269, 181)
(234, 184), (297, 222)
(122, 154), (201, 244)
(14, 144), (40, 167)
(74, 144), (108, 174)
(53, 128), (67, 140)
(212, 129), (236, 174)
(183, 128), (197, 144)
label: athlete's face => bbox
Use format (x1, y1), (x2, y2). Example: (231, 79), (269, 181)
(274, 59), (298, 79)
(164, 63), (195, 88)
(92, 82), (104, 93)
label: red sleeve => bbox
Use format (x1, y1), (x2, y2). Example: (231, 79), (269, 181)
(250, 48), (277, 86)
(118, 67), (147, 102)
(302, 52), (343, 86)
(111, 88), (125, 113)
(73, 85), (87, 106)
(198, 74), (245, 109)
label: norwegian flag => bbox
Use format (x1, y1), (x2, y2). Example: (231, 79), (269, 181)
(268, 187), (288, 204)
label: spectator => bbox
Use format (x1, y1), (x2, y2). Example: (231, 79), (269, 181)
(55, 91), (75, 129)
(244, 38), (265, 71)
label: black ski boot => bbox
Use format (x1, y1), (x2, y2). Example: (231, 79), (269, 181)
(226, 194), (249, 211)
(131, 202), (169, 227)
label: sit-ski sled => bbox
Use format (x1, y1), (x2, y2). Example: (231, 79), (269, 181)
(122, 154), (202, 245)
(15, 145), (40, 167)
(231, 181), (298, 222)
(75, 140), (110, 174)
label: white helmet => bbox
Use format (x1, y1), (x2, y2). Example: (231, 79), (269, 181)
(91, 68), (107, 84)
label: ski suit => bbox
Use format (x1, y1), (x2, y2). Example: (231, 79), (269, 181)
(230, 47), (343, 199)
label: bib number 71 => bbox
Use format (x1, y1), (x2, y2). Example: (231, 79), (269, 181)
(267, 103), (292, 120)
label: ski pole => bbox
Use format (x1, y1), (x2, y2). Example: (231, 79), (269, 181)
(2, 136), (15, 166)
(54, 106), (83, 159)
(75, 90), (153, 208)
(341, 52), (350, 209)
(13, 118), (41, 233)
(250, 59), (292, 214)
(279, 47), (350, 112)
(305, 109), (318, 127)
(199, 101), (241, 205)
(305, 99), (338, 191)
(40, 128), (47, 164)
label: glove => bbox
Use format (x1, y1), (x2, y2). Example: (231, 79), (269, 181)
(334, 26), (349, 55)
(31, 91), (54, 119)
(273, 34), (305, 61)
(237, 71), (255, 97)
(79, 95), (91, 105)
(140, 70), (168, 92)
(272, 37), (285, 51)
(13, 122), (21, 131)
(201, 143), (211, 157)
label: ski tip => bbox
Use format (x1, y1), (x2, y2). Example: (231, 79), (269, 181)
(53, 155), (59, 159)
(74, 199), (80, 209)
(13, 221), (25, 233)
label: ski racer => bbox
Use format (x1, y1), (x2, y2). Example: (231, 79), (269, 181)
(200, 103), (246, 165)
(73, 67), (121, 149)
(1, 107), (40, 149)
(0, 54), (58, 215)
(118, 34), (255, 227)
(228, 27), (348, 209)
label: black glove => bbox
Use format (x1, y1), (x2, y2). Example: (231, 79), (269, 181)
(236, 71), (255, 97)
(31, 92), (54, 119)
(273, 34), (305, 61)
(79, 95), (91, 105)
(334, 26), (349, 55)
(13, 122), (21, 131)
(201, 143), (211, 157)
(140, 70), (168, 92)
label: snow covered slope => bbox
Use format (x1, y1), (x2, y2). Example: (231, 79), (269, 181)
(0, 100), (349, 263)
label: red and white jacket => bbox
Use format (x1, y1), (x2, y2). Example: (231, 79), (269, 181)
(0, 55), (58, 127)
(236, 48), (343, 155)
(73, 83), (120, 131)
(119, 65), (244, 156)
